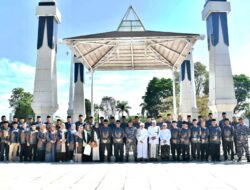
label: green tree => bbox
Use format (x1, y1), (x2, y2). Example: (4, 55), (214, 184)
(141, 77), (173, 117)
(233, 74), (250, 113)
(173, 71), (180, 95)
(139, 102), (147, 117)
(116, 101), (131, 117)
(196, 95), (210, 117)
(85, 99), (91, 117)
(159, 96), (180, 116)
(8, 88), (34, 119)
(203, 72), (209, 96)
(194, 62), (209, 96)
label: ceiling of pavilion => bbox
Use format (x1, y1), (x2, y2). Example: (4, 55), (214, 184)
(63, 6), (202, 71)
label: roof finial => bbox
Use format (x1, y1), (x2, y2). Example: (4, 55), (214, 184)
(117, 6), (145, 31)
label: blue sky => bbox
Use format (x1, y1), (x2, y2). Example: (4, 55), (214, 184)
(0, 0), (249, 119)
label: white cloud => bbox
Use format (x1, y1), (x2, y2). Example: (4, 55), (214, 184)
(9, 62), (35, 75)
(0, 58), (71, 120)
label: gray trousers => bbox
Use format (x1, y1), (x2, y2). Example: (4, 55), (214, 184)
(125, 143), (137, 158)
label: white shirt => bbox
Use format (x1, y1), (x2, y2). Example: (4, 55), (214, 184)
(159, 129), (171, 145)
(136, 128), (148, 143)
(148, 125), (160, 144)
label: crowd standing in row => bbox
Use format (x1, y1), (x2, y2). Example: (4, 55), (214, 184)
(0, 112), (249, 163)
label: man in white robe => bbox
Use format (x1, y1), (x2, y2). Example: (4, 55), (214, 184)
(159, 123), (171, 161)
(136, 123), (148, 161)
(148, 120), (160, 161)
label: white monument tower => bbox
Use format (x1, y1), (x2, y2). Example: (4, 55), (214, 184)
(179, 52), (198, 119)
(67, 55), (86, 122)
(32, 0), (61, 121)
(203, 0), (236, 119)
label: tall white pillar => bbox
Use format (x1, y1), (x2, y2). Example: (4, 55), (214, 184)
(179, 52), (198, 119)
(32, 0), (61, 121)
(172, 70), (177, 120)
(90, 71), (94, 117)
(202, 0), (237, 120)
(72, 56), (86, 122)
(67, 55), (75, 117)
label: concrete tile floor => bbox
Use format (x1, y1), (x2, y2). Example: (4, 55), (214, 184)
(0, 162), (249, 190)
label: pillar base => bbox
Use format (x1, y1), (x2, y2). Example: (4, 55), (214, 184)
(31, 103), (58, 121)
(179, 107), (198, 121)
(208, 99), (237, 120)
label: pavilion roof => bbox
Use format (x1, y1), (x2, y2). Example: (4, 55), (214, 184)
(63, 6), (202, 71)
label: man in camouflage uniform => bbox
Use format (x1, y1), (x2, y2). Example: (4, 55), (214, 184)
(235, 117), (250, 162)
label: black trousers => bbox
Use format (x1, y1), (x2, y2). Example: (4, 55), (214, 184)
(191, 143), (200, 160)
(28, 144), (37, 161)
(181, 144), (190, 161)
(200, 143), (209, 161)
(37, 150), (45, 162)
(67, 150), (74, 161)
(210, 143), (220, 161)
(0, 143), (9, 161)
(56, 152), (67, 162)
(171, 143), (181, 161)
(100, 143), (112, 162)
(161, 145), (170, 160)
(20, 144), (29, 161)
(223, 141), (234, 160)
(114, 143), (124, 162)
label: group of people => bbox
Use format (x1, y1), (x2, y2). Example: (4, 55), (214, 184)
(0, 112), (249, 163)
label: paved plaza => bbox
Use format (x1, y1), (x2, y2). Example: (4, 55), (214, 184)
(0, 162), (249, 190)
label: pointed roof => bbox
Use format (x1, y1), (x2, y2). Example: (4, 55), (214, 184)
(117, 6), (145, 31)
(63, 6), (203, 71)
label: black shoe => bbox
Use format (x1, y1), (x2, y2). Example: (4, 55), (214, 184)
(237, 157), (242, 162)
(247, 157), (250, 162)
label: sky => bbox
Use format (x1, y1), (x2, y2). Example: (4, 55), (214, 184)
(0, 0), (249, 119)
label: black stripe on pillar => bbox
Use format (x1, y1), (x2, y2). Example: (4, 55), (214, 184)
(39, 2), (56, 6)
(47, 16), (54, 49)
(37, 17), (46, 49)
